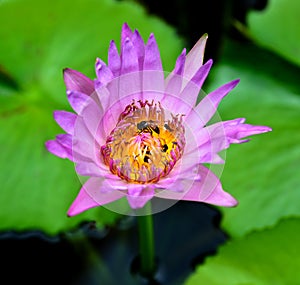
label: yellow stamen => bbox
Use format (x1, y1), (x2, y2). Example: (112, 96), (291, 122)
(101, 100), (185, 183)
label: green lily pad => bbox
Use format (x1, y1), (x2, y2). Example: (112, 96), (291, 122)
(0, 0), (183, 234)
(248, 0), (300, 66)
(207, 39), (300, 237)
(184, 218), (300, 285)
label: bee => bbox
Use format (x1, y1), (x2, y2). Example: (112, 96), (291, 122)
(162, 144), (168, 152)
(164, 123), (173, 132)
(137, 120), (160, 135)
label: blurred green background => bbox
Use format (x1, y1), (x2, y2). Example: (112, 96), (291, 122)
(1, 0), (300, 284)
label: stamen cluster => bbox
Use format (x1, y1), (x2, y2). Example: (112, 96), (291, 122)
(101, 100), (185, 183)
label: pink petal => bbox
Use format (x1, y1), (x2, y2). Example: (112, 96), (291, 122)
(78, 95), (105, 145)
(183, 33), (208, 83)
(121, 37), (139, 74)
(55, 133), (72, 149)
(226, 122), (272, 142)
(157, 165), (237, 207)
(132, 29), (145, 69)
(75, 161), (116, 179)
(173, 48), (186, 76)
(94, 82), (121, 132)
(73, 115), (97, 146)
(45, 139), (73, 161)
(95, 58), (114, 87)
(67, 90), (92, 114)
(127, 185), (155, 209)
(67, 177), (125, 216)
(54, 117), (101, 164)
(155, 143), (201, 191)
(161, 88), (194, 117)
(53, 110), (76, 135)
(108, 40), (121, 77)
(63, 68), (94, 95)
(189, 59), (212, 89)
(116, 71), (143, 102)
(72, 136), (101, 164)
(164, 49), (186, 96)
(142, 70), (164, 102)
(55, 134), (97, 163)
(165, 73), (183, 101)
(187, 118), (272, 162)
(143, 33), (163, 71)
(186, 79), (240, 128)
(162, 62), (212, 116)
(121, 22), (133, 46)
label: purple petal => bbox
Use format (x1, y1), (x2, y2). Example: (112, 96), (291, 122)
(53, 110), (76, 135)
(162, 60), (211, 115)
(155, 145), (201, 191)
(121, 22), (133, 46)
(63, 68), (94, 95)
(53, 119), (101, 164)
(94, 81), (121, 129)
(72, 115), (98, 147)
(226, 122), (272, 142)
(161, 86), (194, 115)
(127, 185), (155, 209)
(95, 58), (114, 86)
(194, 165), (237, 206)
(67, 90), (92, 114)
(79, 95), (105, 143)
(121, 37), (139, 74)
(190, 59), (213, 88)
(72, 136), (101, 164)
(56, 133), (72, 147)
(67, 90), (105, 146)
(143, 33), (163, 71)
(187, 118), (272, 162)
(108, 40), (121, 77)
(173, 48), (186, 76)
(186, 79), (240, 128)
(184, 33), (208, 81)
(157, 165), (237, 207)
(164, 49), (187, 97)
(165, 74), (183, 101)
(67, 177), (125, 216)
(141, 71), (164, 102)
(45, 139), (73, 161)
(116, 71), (143, 103)
(75, 161), (115, 179)
(132, 29), (145, 69)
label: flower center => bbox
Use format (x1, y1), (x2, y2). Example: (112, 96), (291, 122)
(101, 100), (186, 184)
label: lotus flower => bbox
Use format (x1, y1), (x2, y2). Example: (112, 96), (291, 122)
(45, 23), (271, 216)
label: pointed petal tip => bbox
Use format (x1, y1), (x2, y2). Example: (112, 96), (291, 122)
(264, 126), (273, 132)
(148, 33), (155, 39)
(121, 22), (133, 42)
(67, 188), (99, 217)
(231, 78), (240, 86)
(205, 190), (239, 208)
(63, 67), (69, 74)
(220, 78), (241, 93)
(45, 139), (72, 160)
(63, 68), (94, 95)
(206, 58), (213, 64)
(122, 22), (130, 30)
(44, 140), (52, 152)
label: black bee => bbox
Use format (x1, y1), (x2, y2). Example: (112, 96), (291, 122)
(162, 144), (168, 152)
(137, 120), (160, 135)
(164, 123), (173, 132)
